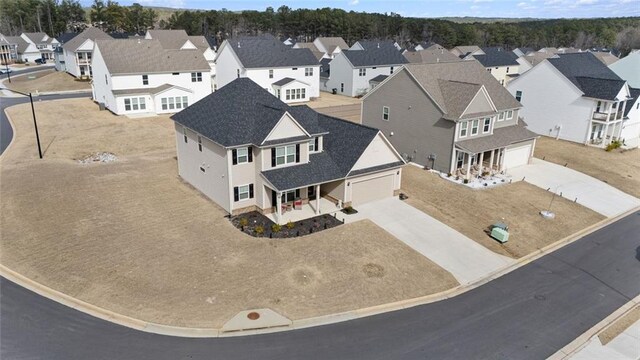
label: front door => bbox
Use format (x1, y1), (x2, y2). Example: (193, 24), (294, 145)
(308, 186), (316, 200)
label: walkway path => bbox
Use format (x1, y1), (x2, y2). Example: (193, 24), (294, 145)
(353, 197), (515, 284)
(569, 320), (640, 360)
(509, 159), (640, 217)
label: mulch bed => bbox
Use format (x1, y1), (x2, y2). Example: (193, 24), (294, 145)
(231, 211), (343, 238)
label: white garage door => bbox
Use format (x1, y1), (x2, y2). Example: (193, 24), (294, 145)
(351, 174), (394, 206)
(504, 144), (532, 169)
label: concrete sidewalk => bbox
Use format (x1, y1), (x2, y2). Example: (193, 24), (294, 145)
(568, 320), (640, 360)
(351, 198), (515, 285)
(509, 159), (640, 217)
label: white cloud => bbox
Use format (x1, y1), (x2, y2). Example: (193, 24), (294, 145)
(517, 2), (527, 6)
(138, 0), (185, 8)
(470, 5), (481, 9)
(349, 0), (359, 5)
(576, 0), (597, 4)
(473, 0), (493, 3)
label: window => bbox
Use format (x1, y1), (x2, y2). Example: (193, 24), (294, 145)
(277, 89), (281, 98)
(340, 83), (344, 92)
(168, 97), (175, 110)
(197, 136), (202, 151)
(124, 97), (145, 111)
(236, 147), (248, 164)
(161, 96), (187, 111)
(515, 90), (522, 102)
(506, 110), (514, 119)
(506, 67), (510, 73)
(191, 72), (202, 82)
(487, 68), (491, 73)
(596, 101), (602, 112)
(142, 74), (148, 85)
(382, 106), (389, 121)
(286, 89), (291, 100)
(390, 66), (394, 74)
(471, 119), (479, 135)
(161, 98), (167, 110)
(309, 137), (319, 152)
(183, 127), (188, 143)
(237, 69), (240, 78)
(282, 190), (299, 203)
(483, 117), (491, 133)
(269, 69), (273, 79)
(498, 112), (505, 121)
(234, 184), (253, 202)
(292, 67), (298, 70)
(305, 67), (313, 76)
(182, 96), (188, 108)
(275, 145), (296, 166)
(359, 68), (366, 76)
(172, 72), (179, 75)
(459, 121), (468, 138)
(500, 79), (504, 85)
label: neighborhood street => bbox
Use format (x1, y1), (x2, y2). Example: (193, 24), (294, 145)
(2, 210), (638, 360)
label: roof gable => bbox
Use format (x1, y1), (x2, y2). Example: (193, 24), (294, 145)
(262, 112), (310, 144)
(350, 132), (403, 172)
(462, 86), (496, 117)
(62, 27), (111, 52)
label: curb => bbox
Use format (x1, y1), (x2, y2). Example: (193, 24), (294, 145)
(2, 205), (637, 338)
(547, 295), (640, 360)
(0, 107), (17, 161)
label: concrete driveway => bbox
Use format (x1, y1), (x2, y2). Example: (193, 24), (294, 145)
(509, 159), (640, 218)
(352, 198), (515, 285)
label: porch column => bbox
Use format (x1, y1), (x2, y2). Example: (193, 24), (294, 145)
(620, 100), (627, 121)
(499, 148), (506, 171)
(603, 122), (610, 146)
(479, 151), (485, 174)
(276, 191), (282, 224)
(489, 149), (495, 170)
(465, 153), (472, 180)
(315, 185), (321, 215)
(450, 149), (457, 174)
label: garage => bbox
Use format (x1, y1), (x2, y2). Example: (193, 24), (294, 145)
(504, 143), (532, 169)
(351, 174), (395, 206)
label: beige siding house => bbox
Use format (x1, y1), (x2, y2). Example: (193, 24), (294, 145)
(362, 61), (538, 179)
(172, 78), (405, 224)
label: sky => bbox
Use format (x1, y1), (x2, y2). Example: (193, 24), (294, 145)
(83, 0), (640, 19)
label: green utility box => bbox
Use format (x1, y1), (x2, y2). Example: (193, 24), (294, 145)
(491, 227), (509, 243)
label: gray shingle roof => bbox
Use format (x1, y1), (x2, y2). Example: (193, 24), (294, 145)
(342, 47), (408, 67)
(369, 75), (388, 83)
(320, 58), (331, 78)
(403, 61), (521, 120)
(548, 52), (626, 101)
(354, 40), (398, 51)
(455, 122), (538, 153)
(227, 34), (319, 68)
(22, 32), (55, 44)
(111, 83), (180, 96)
(473, 47), (519, 67)
(56, 32), (80, 44)
(6, 36), (31, 53)
(272, 77), (296, 86)
(172, 78), (401, 191)
(624, 88), (640, 117)
(95, 39), (210, 75)
(62, 27), (111, 52)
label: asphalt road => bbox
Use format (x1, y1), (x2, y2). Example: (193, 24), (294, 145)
(0, 64), (54, 80)
(0, 92), (90, 154)
(2, 210), (638, 360)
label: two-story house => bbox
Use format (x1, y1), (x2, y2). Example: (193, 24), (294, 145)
(5, 35), (40, 63)
(0, 34), (18, 64)
(62, 27), (112, 78)
(403, 47), (462, 64)
(144, 29), (216, 68)
(507, 52), (632, 148)
(21, 32), (58, 60)
(312, 37), (349, 59)
(362, 61), (538, 179)
(91, 39), (212, 116)
(321, 44), (408, 97)
(215, 34), (320, 103)
(466, 47), (520, 86)
(171, 78), (405, 223)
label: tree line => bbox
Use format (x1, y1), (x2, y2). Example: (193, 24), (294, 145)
(0, 0), (157, 36)
(1, 2), (638, 55)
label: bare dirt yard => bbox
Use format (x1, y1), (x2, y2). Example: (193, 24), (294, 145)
(295, 92), (361, 123)
(535, 136), (640, 198)
(401, 165), (605, 259)
(598, 305), (640, 345)
(6, 69), (91, 93)
(0, 99), (457, 328)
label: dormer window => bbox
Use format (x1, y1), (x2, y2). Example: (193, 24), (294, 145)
(309, 137), (320, 152)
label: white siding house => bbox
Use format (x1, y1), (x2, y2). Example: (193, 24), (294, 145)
(507, 53), (632, 147)
(62, 27), (112, 78)
(214, 34), (320, 103)
(91, 39), (211, 116)
(21, 32), (58, 60)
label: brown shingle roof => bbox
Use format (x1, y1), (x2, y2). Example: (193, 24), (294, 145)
(146, 29), (191, 49)
(95, 39), (210, 75)
(455, 122), (538, 153)
(404, 61), (521, 120)
(315, 37), (348, 54)
(404, 48), (462, 64)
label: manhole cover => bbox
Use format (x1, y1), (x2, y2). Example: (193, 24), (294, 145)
(534, 294), (546, 301)
(247, 312), (260, 320)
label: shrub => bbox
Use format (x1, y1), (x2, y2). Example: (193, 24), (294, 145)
(482, 171), (490, 177)
(255, 225), (264, 235)
(286, 221), (295, 229)
(271, 223), (282, 233)
(605, 140), (622, 152)
(463, 179), (469, 184)
(239, 218), (249, 227)
(447, 173), (452, 177)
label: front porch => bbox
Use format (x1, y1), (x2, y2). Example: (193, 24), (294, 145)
(266, 196), (342, 224)
(451, 148), (506, 180)
(588, 119), (623, 147)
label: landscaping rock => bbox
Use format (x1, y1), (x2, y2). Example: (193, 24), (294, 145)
(78, 152), (118, 164)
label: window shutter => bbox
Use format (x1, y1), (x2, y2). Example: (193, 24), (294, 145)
(249, 184), (254, 199)
(233, 187), (239, 202)
(314, 137), (319, 152)
(248, 146), (253, 162)
(295, 144), (300, 163)
(271, 148), (276, 167)
(232, 149), (238, 165)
